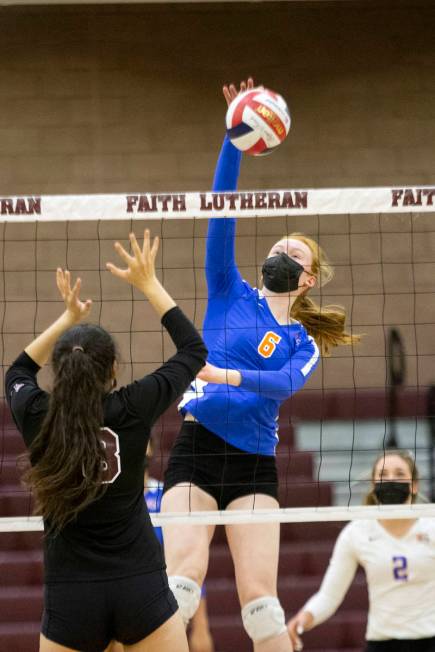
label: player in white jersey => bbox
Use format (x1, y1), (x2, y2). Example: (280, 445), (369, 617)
(287, 450), (435, 652)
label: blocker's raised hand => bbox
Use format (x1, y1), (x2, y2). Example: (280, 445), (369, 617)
(56, 268), (92, 324)
(106, 229), (159, 293)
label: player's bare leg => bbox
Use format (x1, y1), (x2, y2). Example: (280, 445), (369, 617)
(161, 483), (217, 624)
(226, 494), (293, 652)
(39, 634), (79, 652)
(124, 612), (188, 652)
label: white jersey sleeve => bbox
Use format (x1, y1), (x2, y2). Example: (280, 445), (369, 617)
(303, 523), (358, 626)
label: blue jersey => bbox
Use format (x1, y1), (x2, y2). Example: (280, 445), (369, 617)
(144, 478), (163, 545)
(180, 137), (319, 456)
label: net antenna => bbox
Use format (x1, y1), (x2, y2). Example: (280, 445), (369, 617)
(427, 385), (435, 502)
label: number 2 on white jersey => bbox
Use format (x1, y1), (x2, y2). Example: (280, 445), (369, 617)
(392, 555), (408, 581)
(258, 331), (282, 359)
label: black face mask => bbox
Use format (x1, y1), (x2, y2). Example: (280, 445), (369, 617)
(261, 253), (305, 294)
(374, 481), (411, 505)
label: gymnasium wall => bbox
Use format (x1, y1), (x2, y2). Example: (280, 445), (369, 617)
(1, 0), (435, 393)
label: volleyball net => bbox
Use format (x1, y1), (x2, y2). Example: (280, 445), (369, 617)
(1, 185), (435, 531)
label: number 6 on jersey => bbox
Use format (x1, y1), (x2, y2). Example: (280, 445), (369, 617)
(258, 331), (282, 358)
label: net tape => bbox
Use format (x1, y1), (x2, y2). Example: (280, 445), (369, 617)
(1, 504), (435, 532)
(1, 186), (434, 221)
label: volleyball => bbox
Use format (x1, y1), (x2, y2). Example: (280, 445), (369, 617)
(225, 87), (291, 156)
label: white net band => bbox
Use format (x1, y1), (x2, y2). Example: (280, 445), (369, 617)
(1, 504), (435, 532)
(0, 185), (434, 222)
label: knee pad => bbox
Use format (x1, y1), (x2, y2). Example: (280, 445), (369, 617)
(242, 596), (287, 643)
(168, 575), (201, 626)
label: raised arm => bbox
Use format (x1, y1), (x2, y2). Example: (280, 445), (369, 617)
(206, 137), (242, 297)
(24, 270), (92, 367)
(107, 231), (207, 423)
(287, 526), (359, 650)
(205, 79), (253, 297)
(6, 268), (93, 440)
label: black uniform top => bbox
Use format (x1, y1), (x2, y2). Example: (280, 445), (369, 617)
(5, 307), (207, 584)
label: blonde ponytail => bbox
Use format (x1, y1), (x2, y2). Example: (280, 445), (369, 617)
(287, 233), (361, 356)
(291, 295), (360, 356)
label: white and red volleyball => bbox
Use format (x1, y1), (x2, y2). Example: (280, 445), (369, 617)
(225, 87), (291, 156)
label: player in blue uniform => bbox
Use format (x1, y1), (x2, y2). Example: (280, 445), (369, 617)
(144, 444), (215, 652)
(162, 80), (358, 652)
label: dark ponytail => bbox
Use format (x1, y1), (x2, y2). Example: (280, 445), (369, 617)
(22, 324), (117, 533)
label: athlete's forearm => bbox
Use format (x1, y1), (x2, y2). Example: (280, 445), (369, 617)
(24, 310), (77, 367)
(161, 307), (207, 366)
(212, 135), (242, 192)
(238, 368), (303, 400)
(206, 137), (243, 294)
(197, 363), (241, 386)
(303, 530), (358, 626)
(140, 277), (176, 319)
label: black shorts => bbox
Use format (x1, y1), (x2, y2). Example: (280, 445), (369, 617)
(163, 422), (278, 510)
(42, 570), (178, 652)
(365, 637), (435, 652)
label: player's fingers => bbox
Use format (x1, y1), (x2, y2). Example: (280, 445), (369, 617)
(240, 81), (246, 92)
(223, 85), (232, 105)
(65, 269), (71, 292)
(113, 241), (133, 265)
(70, 277), (82, 300)
(247, 77), (254, 88)
(142, 229), (151, 258)
(129, 232), (142, 260)
(228, 83), (237, 99)
(56, 268), (65, 294)
(106, 262), (127, 279)
(287, 624), (303, 651)
(150, 235), (159, 261)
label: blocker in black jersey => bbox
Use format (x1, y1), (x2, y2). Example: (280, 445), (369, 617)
(6, 307), (206, 582)
(5, 306), (206, 650)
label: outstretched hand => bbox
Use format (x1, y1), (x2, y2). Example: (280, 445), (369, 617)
(287, 610), (314, 651)
(106, 229), (159, 293)
(56, 269), (92, 324)
(222, 77), (256, 107)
